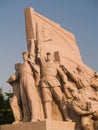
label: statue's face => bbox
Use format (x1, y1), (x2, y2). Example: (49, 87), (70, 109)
(15, 63), (21, 71)
(46, 54), (52, 61)
(23, 53), (28, 61)
(71, 89), (81, 99)
(29, 55), (35, 62)
(15, 65), (19, 71)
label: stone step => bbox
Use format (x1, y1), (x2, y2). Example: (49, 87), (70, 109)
(0, 120), (75, 130)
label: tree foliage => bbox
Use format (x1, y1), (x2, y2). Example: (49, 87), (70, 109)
(0, 88), (14, 125)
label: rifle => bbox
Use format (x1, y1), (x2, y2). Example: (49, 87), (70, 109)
(35, 22), (42, 65)
(35, 22), (40, 56)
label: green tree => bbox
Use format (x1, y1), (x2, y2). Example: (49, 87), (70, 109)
(0, 88), (14, 125)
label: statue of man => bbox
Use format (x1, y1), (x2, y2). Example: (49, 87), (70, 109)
(69, 87), (94, 130)
(7, 63), (22, 124)
(90, 72), (98, 96)
(66, 65), (98, 112)
(40, 52), (71, 121)
(19, 51), (40, 122)
(65, 65), (98, 129)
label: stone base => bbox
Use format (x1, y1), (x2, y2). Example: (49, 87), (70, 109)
(0, 120), (75, 130)
(94, 121), (98, 130)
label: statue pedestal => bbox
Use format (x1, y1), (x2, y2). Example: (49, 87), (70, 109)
(0, 120), (75, 130)
(94, 121), (98, 130)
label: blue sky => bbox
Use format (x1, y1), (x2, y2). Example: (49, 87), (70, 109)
(0, 0), (98, 92)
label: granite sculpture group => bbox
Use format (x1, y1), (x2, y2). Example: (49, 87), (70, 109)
(6, 7), (98, 130)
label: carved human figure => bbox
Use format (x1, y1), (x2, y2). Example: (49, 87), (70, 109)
(73, 65), (98, 91)
(28, 52), (40, 86)
(66, 65), (98, 129)
(60, 65), (76, 100)
(79, 85), (98, 115)
(19, 51), (40, 122)
(90, 72), (98, 96)
(66, 65), (90, 90)
(7, 63), (22, 124)
(69, 66), (98, 111)
(69, 87), (94, 130)
(90, 72), (98, 86)
(39, 52), (71, 121)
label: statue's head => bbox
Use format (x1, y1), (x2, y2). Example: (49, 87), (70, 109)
(46, 52), (53, 61)
(76, 65), (83, 73)
(69, 87), (80, 99)
(28, 52), (35, 62)
(22, 51), (28, 62)
(14, 63), (21, 71)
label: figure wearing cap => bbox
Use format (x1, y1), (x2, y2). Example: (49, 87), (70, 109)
(40, 52), (71, 121)
(19, 51), (41, 122)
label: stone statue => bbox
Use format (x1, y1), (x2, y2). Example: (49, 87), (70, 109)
(19, 51), (41, 122)
(62, 65), (98, 129)
(60, 65), (76, 100)
(65, 66), (90, 90)
(79, 83), (98, 130)
(7, 63), (22, 124)
(5, 7), (98, 130)
(69, 87), (95, 130)
(90, 72), (98, 95)
(39, 52), (71, 121)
